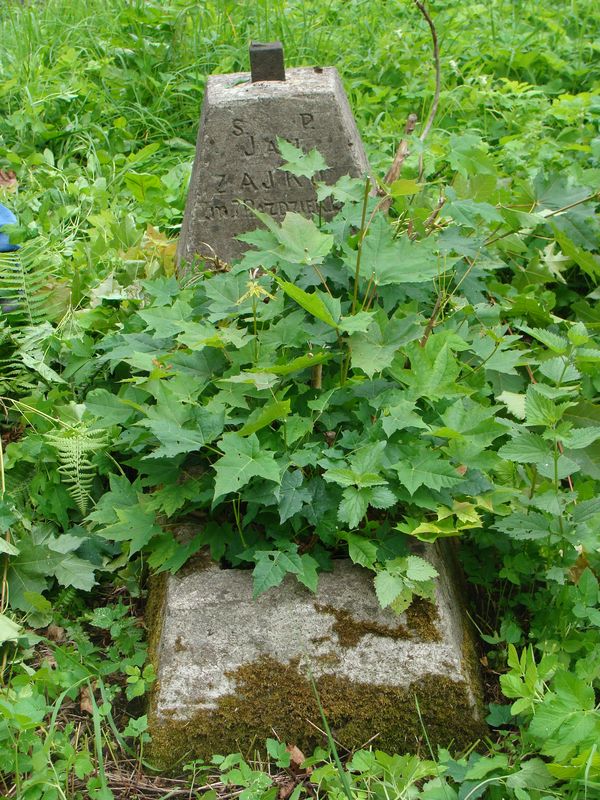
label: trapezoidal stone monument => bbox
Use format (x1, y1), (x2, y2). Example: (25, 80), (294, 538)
(176, 42), (370, 268)
(147, 543), (485, 768)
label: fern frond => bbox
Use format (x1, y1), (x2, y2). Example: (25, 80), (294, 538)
(44, 425), (110, 515)
(3, 460), (34, 501)
(0, 237), (60, 328)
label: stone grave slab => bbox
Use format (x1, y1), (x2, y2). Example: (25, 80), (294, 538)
(147, 543), (485, 768)
(176, 64), (370, 268)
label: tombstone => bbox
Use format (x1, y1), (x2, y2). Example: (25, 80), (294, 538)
(176, 42), (370, 268)
(147, 541), (485, 768)
(149, 51), (485, 768)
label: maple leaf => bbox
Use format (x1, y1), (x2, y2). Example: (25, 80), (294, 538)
(213, 433), (280, 502)
(393, 447), (463, 495)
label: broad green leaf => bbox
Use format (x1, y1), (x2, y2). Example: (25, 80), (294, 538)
(505, 759), (555, 792)
(563, 401), (600, 427)
(538, 356), (581, 384)
(498, 433), (553, 465)
(86, 474), (138, 526)
(85, 388), (135, 427)
(251, 550), (314, 597)
(277, 280), (339, 327)
(566, 441), (600, 479)
(0, 500), (17, 535)
(276, 469), (311, 523)
(388, 178), (422, 197)
(390, 586), (415, 615)
(356, 216), (448, 285)
(405, 555), (438, 582)
(350, 442), (387, 475)
(350, 314), (422, 378)
(220, 372), (279, 390)
(519, 325), (569, 354)
(338, 486), (370, 528)
(138, 408), (225, 458)
(345, 533), (378, 569)
(323, 467), (386, 489)
(277, 138), (328, 179)
(213, 433), (280, 501)
(554, 228), (600, 279)
(496, 512), (553, 541)
(257, 352), (331, 375)
(124, 171), (163, 202)
(374, 570), (405, 608)
(239, 399), (291, 436)
(272, 213), (334, 264)
(559, 427), (600, 449)
(540, 454), (581, 480)
(137, 298), (192, 338)
(101, 506), (163, 555)
(381, 398), (429, 436)
(0, 537), (19, 556)
(369, 486), (397, 509)
(396, 515), (475, 542)
(393, 449), (463, 495)
(296, 554), (319, 593)
(252, 551), (296, 597)
(21, 352), (66, 384)
(6, 527), (97, 608)
(525, 386), (569, 427)
(445, 195), (503, 228)
(338, 312), (374, 333)
(448, 133), (497, 176)
(396, 334), (466, 400)
(0, 613), (22, 644)
(316, 174), (365, 204)
(52, 553), (96, 591)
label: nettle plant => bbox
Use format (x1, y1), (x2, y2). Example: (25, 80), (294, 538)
(4, 142), (599, 619)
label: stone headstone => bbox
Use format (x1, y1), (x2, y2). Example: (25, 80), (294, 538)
(176, 51), (370, 268)
(146, 543), (485, 768)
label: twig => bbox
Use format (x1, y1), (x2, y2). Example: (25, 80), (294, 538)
(380, 113), (419, 209)
(419, 293), (442, 348)
(379, 1), (440, 210)
(423, 196), (446, 231)
(415, 1), (440, 144)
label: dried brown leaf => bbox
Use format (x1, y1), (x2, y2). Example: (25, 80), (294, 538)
(279, 779), (297, 800)
(0, 169), (18, 192)
(46, 624), (66, 643)
(79, 685), (94, 715)
(287, 744), (310, 773)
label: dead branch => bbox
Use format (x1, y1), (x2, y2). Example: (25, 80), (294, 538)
(414, 1), (441, 144)
(383, 113), (419, 187)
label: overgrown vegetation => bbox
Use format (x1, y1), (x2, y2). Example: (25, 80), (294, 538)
(1, 0), (599, 797)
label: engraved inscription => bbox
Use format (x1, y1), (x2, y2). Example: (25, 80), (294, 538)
(195, 195), (339, 223)
(178, 76), (370, 267)
(194, 110), (347, 232)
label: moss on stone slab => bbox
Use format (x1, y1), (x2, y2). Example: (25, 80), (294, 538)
(147, 654), (486, 772)
(314, 597), (440, 647)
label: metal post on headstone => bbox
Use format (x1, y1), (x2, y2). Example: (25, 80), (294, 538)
(249, 41), (286, 82)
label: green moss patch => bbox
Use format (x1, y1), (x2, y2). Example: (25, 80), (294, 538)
(314, 597), (440, 647)
(148, 654), (485, 772)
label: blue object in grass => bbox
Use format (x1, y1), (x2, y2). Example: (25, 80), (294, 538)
(0, 203), (19, 252)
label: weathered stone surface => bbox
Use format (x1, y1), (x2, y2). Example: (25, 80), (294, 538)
(147, 544), (485, 768)
(176, 66), (370, 267)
